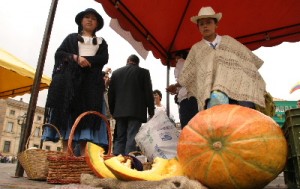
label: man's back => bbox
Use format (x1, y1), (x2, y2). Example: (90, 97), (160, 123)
(108, 64), (155, 122)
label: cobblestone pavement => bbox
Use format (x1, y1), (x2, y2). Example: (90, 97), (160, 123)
(0, 163), (288, 189)
(0, 163), (53, 189)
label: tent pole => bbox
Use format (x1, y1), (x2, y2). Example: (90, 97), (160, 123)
(166, 58), (171, 117)
(14, 0), (59, 177)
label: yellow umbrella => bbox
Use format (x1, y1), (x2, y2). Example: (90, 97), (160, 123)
(0, 48), (51, 98)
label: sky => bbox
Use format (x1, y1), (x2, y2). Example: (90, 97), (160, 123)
(0, 0), (299, 122)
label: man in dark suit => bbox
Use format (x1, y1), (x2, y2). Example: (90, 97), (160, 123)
(108, 54), (155, 155)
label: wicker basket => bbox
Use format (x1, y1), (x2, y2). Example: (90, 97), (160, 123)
(47, 111), (112, 184)
(17, 123), (64, 180)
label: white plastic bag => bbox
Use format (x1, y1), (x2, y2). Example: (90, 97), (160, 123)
(135, 110), (180, 161)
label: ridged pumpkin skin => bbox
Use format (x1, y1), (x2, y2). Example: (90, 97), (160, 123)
(177, 104), (287, 189)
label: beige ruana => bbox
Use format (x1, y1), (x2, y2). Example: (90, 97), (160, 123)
(178, 35), (266, 110)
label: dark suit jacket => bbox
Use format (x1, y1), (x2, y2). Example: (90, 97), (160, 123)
(108, 64), (155, 123)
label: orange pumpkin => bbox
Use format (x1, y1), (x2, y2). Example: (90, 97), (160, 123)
(177, 104), (287, 189)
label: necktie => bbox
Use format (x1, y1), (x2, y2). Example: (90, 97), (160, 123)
(210, 43), (217, 49)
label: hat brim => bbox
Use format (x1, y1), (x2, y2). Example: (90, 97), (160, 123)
(190, 13), (222, 24)
(75, 9), (104, 31)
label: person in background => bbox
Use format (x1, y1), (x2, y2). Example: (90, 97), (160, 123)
(166, 50), (198, 129)
(42, 8), (109, 155)
(108, 54), (155, 155)
(153, 89), (166, 114)
(153, 89), (176, 123)
(297, 100), (300, 108)
(103, 67), (112, 88)
(178, 6), (266, 111)
(103, 67), (112, 119)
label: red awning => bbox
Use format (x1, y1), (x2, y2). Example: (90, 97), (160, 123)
(96, 0), (300, 66)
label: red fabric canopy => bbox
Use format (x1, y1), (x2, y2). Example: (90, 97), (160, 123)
(96, 0), (300, 66)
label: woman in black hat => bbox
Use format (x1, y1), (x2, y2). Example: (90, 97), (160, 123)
(42, 8), (109, 155)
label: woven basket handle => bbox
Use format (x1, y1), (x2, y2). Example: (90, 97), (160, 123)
(67, 111), (112, 157)
(25, 123), (63, 150)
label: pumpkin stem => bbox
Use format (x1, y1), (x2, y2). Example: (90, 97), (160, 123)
(212, 141), (222, 150)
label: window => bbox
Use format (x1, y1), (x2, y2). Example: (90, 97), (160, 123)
(9, 110), (15, 116)
(6, 122), (13, 132)
(34, 127), (40, 137)
(45, 146), (50, 150)
(3, 141), (11, 152)
(37, 116), (42, 121)
(57, 147), (62, 152)
(33, 144), (39, 148)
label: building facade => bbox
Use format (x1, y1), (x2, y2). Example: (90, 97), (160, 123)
(0, 98), (117, 157)
(0, 98), (61, 157)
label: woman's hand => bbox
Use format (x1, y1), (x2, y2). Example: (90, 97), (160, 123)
(74, 54), (91, 68)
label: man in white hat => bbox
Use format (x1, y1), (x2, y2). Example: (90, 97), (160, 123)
(178, 6), (266, 110)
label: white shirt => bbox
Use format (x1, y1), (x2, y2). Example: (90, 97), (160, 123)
(174, 58), (188, 103)
(204, 34), (222, 49)
(78, 36), (103, 56)
(154, 104), (175, 122)
(155, 105), (166, 114)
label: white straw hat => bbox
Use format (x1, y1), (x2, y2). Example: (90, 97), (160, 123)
(191, 7), (222, 24)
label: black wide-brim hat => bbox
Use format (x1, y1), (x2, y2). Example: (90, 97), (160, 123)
(75, 8), (104, 31)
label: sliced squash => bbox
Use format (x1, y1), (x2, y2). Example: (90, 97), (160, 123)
(104, 155), (183, 181)
(85, 142), (116, 179)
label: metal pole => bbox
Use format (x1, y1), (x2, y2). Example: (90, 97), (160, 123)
(14, 0), (59, 177)
(16, 114), (27, 156)
(166, 59), (170, 117)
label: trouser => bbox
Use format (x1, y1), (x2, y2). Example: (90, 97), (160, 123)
(113, 117), (142, 155)
(229, 98), (256, 109)
(179, 97), (199, 129)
